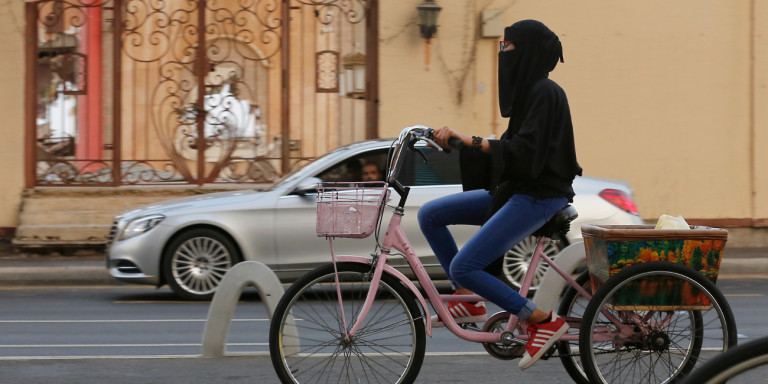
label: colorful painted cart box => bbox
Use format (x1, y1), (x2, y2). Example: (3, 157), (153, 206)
(582, 224), (728, 310)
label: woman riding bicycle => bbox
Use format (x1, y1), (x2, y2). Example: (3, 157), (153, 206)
(418, 19), (582, 370)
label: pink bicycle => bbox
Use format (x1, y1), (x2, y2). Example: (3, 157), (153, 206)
(269, 126), (737, 384)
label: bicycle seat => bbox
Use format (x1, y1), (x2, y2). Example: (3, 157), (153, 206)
(532, 205), (578, 239)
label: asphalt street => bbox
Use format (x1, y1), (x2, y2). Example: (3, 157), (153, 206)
(0, 244), (766, 383)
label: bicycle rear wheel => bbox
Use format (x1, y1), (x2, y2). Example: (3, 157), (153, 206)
(269, 262), (426, 384)
(579, 261), (737, 384)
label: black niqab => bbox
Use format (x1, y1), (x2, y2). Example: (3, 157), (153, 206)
(498, 20), (564, 120)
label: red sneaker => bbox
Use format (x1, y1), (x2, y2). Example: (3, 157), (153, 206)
(431, 295), (487, 328)
(518, 312), (569, 370)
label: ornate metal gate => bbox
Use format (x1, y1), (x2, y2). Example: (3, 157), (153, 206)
(27, 0), (376, 186)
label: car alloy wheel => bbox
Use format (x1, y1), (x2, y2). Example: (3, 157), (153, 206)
(501, 235), (565, 291)
(163, 228), (241, 300)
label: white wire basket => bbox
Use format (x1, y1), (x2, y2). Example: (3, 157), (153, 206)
(316, 181), (389, 238)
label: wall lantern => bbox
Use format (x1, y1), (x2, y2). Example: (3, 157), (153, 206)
(341, 51), (366, 99)
(417, 0), (441, 68)
(417, 0), (442, 40)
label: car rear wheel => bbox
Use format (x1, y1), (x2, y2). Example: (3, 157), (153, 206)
(501, 235), (566, 291)
(162, 228), (242, 300)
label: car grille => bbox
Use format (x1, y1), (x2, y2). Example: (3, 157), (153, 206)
(106, 220), (119, 247)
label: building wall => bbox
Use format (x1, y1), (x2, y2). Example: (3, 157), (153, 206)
(1, 0), (766, 233)
(0, 0), (25, 232)
(380, 0), (765, 225)
(754, 0), (768, 224)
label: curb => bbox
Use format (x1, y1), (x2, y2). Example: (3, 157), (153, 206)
(0, 266), (114, 286)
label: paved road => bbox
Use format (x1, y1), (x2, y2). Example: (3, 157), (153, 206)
(1, 277), (767, 383)
(0, 246), (766, 383)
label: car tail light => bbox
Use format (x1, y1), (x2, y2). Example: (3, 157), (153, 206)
(599, 189), (639, 215)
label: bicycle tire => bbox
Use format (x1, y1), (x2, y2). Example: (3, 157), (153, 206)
(579, 261), (737, 384)
(680, 335), (768, 384)
(269, 262), (426, 384)
(556, 271), (592, 384)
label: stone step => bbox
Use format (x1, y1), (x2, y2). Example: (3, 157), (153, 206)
(13, 186), (261, 249)
(19, 210), (118, 226)
(21, 196), (170, 212)
(13, 224), (112, 245)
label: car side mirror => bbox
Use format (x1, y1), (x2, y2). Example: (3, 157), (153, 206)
(292, 177), (322, 196)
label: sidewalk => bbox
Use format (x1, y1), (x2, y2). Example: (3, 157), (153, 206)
(0, 242), (766, 286)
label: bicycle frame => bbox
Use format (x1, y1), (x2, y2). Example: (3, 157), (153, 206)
(335, 206), (604, 344)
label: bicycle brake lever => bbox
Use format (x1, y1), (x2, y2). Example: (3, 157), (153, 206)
(408, 138), (429, 163)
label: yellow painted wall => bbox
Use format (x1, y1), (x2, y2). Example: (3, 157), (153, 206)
(380, 0), (764, 223)
(0, 0), (25, 229)
(2, 0), (765, 230)
(754, 0), (768, 223)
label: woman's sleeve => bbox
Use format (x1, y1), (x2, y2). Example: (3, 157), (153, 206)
(486, 86), (555, 180)
(459, 148), (492, 191)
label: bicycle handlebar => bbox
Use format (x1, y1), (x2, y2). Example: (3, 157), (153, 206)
(447, 137), (464, 150)
(385, 125), (465, 207)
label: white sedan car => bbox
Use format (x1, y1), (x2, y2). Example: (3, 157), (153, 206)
(107, 140), (643, 300)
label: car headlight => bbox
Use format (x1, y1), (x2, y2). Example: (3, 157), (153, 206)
(119, 214), (165, 241)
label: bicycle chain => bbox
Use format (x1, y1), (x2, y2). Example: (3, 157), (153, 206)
(552, 347), (620, 359)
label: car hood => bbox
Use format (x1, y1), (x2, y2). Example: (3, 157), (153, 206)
(116, 189), (270, 220)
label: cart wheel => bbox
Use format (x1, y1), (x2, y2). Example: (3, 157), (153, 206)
(578, 261), (737, 384)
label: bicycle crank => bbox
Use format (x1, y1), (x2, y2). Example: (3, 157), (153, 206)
(481, 311), (525, 360)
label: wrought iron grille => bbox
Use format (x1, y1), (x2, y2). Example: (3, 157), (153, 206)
(28, 0), (375, 186)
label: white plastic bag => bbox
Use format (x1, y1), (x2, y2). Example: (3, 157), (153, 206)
(654, 214), (690, 230)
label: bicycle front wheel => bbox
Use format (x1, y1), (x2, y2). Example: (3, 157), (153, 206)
(269, 262), (426, 384)
(579, 261), (737, 384)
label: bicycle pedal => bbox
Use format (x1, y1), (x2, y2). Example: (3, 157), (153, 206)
(540, 344), (558, 361)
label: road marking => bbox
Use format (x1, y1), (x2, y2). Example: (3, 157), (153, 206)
(0, 319), (269, 323)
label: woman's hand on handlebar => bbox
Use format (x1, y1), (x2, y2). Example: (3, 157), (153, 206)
(432, 126), (466, 150)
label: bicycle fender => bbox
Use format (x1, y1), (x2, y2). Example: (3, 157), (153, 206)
(336, 255), (433, 337)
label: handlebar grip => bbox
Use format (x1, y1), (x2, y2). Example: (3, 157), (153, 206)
(447, 137), (464, 150)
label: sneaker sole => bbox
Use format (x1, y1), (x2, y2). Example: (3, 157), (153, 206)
(431, 315), (488, 328)
(518, 323), (570, 370)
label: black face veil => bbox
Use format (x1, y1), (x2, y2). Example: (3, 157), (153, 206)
(498, 20), (564, 118)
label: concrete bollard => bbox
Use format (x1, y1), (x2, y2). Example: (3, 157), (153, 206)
(201, 261), (296, 357)
(531, 241), (587, 313)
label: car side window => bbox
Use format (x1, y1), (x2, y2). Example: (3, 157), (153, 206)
(397, 147), (461, 186)
(316, 149), (388, 182)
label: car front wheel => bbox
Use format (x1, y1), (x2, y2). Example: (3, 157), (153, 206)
(501, 235), (566, 291)
(162, 228), (242, 300)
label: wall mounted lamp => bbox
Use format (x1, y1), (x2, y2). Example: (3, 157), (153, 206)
(417, 0), (441, 68)
(341, 51), (366, 99)
(417, 0), (442, 40)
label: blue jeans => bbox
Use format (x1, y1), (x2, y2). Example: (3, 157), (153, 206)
(417, 189), (568, 320)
